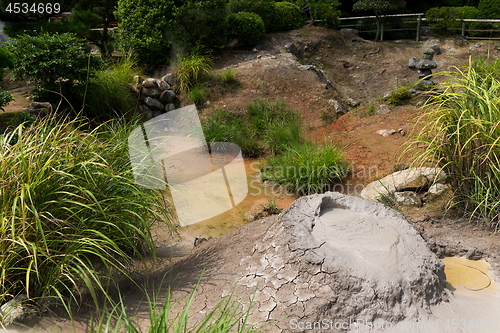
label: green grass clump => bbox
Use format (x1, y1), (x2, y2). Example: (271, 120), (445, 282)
(187, 86), (209, 105)
(86, 54), (143, 119)
(320, 109), (336, 123)
(260, 140), (347, 195)
(202, 98), (302, 157)
(405, 57), (500, 229)
(0, 115), (174, 308)
(386, 85), (412, 105)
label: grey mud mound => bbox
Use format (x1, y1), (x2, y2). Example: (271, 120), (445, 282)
(236, 192), (448, 331)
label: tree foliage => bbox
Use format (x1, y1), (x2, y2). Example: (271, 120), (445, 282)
(353, 0), (406, 41)
(478, 0), (500, 19)
(227, 12), (266, 46)
(6, 32), (102, 101)
(115, 0), (176, 67)
(296, 0), (341, 28)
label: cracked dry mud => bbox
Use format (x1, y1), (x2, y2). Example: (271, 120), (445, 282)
(154, 192), (449, 333)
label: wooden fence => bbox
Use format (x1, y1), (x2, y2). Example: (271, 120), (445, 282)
(337, 14), (500, 41)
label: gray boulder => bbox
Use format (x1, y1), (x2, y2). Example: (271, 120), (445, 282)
(328, 99), (348, 114)
(394, 191), (422, 207)
(142, 87), (161, 98)
(142, 78), (157, 88)
(0, 294), (28, 326)
(429, 45), (442, 55)
(284, 43), (298, 55)
(361, 167), (446, 201)
(159, 90), (176, 104)
(418, 68), (433, 79)
(157, 80), (170, 91)
(164, 103), (175, 112)
(161, 74), (176, 87)
(144, 97), (164, 110)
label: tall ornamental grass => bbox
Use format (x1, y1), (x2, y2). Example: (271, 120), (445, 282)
(406, 57), (500, 229)
(0, 115), (174, 308)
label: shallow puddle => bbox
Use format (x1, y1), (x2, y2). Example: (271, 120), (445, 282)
(153, 159), (297, 257)
(442, 257), (497, 291)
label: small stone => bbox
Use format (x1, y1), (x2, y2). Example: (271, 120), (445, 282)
(408, 57), (419, 68)
(329, 99), (348, 114)
(375, 104), (391, 115)
(428, 183), (451, 195)
(292, 30), (302, 37)
(130, 84), (141, 95)
(0, 294), (28, 326)
(164, 103), (175, 112)
(161, 74), (176, 87)
(418, 68), (433, 79)
(30, 102), (52, 109)
(394, 191), (422, 207)
(423, 48), (435, 56)
(402, 174), (429, 191)
(423, 54), (434, 60)
(133, 75), (144, 85)
(383, 92), (392, 100)
(429, 45), (442, 55)
(285, 43), (298, 54)
(305, 65), (315, 70)
(475, 43), (482, 48)
(347, 97), (360, 107)
(416, 60), (437, 70)
(408, 89), (416, 94)
(142, 87), (161, 98)
(157, 80), (170, 91)
(194, 237), (207, 246)
(142, 78), (157, 88)
(144, 97), (164, 110)
(376, 129), (396, 137)
(257, 54), (262, 58)
(399, 128), (406, 136)
(159, 90), (176, 104)
(139, 104), (150, 113)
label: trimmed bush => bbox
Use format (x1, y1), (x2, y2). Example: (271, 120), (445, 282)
(175, 0), (227, 49)
(271, 2), (305, 32)
(479, 0), (500, 19)
(115, 0), (176, 68)
(226, 12), (265, 47)
(227, 0), (276, 31)
(426, 6), (487, 36)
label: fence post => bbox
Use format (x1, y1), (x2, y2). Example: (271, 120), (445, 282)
(416, 15), (422, 42)
(381, 21), (384, 41)
(462, 20), (466, 37)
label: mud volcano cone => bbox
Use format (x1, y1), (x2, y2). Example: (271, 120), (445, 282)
(238, 192), (448, 331)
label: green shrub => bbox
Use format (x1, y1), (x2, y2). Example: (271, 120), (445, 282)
(479, 0), (500, 19)
(405, 58), (500, 229)
(386, 85), (412, 105)
(175, 0), (227, 49)
(86, 54), (143, 119)
(115, 0), (176, 68)
(226, 12), (266, 47)
(270, 1), (306, 32)
(261, 140), (347, 195)
(6, 32), (102, 103)
(0, 115), (174, 306)
(227, 0), (276, 31)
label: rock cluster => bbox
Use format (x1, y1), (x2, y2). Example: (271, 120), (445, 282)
(131, 74), (177, 120)
(361, 167), (451, 207)
(409, 46), (440, 88)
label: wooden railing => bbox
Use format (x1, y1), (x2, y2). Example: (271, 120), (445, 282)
(337, 14), (500, 41)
